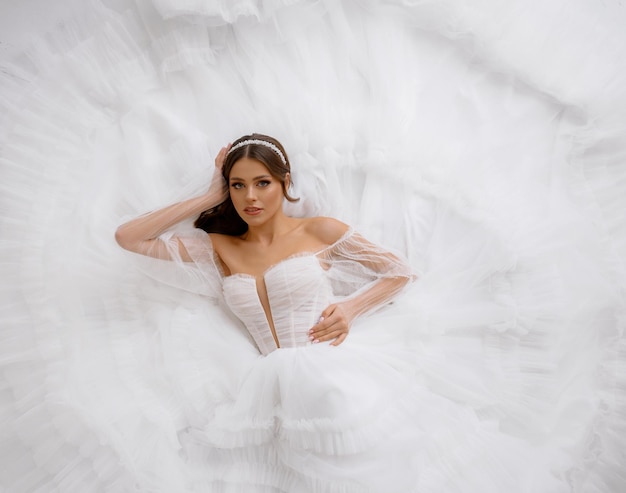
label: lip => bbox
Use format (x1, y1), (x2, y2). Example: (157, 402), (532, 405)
(244, 207), (263, 216)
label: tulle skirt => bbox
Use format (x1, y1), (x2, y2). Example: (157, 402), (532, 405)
(1, 0), (625, 491)
(178, 326), (555, 493)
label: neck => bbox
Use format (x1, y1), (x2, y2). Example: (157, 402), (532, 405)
(243, 210), (296, 245)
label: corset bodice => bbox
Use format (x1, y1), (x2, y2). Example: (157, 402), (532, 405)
(222, 254), (334, 355)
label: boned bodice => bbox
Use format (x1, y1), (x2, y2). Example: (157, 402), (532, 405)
(222, 255), (333, 355)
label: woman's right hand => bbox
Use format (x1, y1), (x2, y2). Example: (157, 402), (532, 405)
(215, 144), (231, 171)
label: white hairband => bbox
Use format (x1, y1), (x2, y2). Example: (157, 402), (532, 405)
(227, 139), (287, 165)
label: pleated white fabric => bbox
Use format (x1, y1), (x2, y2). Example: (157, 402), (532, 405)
(1, 0), (625, 491)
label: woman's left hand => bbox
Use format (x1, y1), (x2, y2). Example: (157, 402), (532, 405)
(309, 303), (352, 346)
(214, 143), (231, 171)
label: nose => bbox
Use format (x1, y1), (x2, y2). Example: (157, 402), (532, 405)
(245, 186), (257, 202)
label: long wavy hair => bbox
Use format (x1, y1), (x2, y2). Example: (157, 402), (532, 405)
(194, 133), (299, 236)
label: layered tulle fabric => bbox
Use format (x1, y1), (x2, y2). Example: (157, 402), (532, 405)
(1, 0), (625, 491)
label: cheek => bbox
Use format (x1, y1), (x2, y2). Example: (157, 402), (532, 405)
(270, 184), (285, 203)
(229, 190), (246, 208)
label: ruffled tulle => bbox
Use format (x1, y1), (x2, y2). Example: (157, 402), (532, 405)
(1, 0), (625, 491)
(178, 339), (558, 493)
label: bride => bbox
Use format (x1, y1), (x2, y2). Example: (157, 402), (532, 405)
(2, 1), (625, 491)
(115, 133), (424, 491)
(115, 133), (549, 492)
(115, 134), (412, 350)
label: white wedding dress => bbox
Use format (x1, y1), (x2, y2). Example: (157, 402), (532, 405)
(170, 230), (553, 492)
(1, 0), (625, 492)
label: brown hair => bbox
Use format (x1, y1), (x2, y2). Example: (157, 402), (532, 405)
(194, 133), (299, 235)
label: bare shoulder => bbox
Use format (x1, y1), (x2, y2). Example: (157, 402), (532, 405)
(303, 216), (350, 245)
(207, 232), (231, 246)
(206, 233), (239, 273)
(207, 232), (241, 254)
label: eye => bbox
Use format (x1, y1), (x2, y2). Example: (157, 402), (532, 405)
(257, 180), (271, 187)
(230, 182), (244, 190)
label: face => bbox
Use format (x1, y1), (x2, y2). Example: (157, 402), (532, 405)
(228, 157), (288, 226)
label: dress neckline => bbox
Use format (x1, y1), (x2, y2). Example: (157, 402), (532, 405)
(222, 227), (353, 281)
(223, 252), (323, 282)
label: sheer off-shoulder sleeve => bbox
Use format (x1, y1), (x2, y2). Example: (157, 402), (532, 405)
(115, 165), (228, 298)
(126, 229), (224, 300)
(318, 229), (417, 320)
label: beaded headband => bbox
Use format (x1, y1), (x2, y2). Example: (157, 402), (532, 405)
(227, 139), (287, 165)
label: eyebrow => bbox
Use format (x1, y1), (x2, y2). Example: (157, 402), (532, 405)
(229, 175), (272, 182)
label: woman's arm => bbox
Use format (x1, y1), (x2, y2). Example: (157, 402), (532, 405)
(308, 218), (415, 346)
(115, 146), (229, 261)
(309, 277), (410, 346)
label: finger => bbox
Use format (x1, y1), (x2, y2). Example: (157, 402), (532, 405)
(310, 317), (331, 334)
(312, 328), (345, 344)
(309, 315), (340, 338)
(317, 328), (348, 342)
(311, 321), (348, 342)
(216, 144), (231, 163)
(317, 321), (346, 339)
(309, 306), (337, 333)
(330, 333), (348, 347)
(320, 305), (336, 320)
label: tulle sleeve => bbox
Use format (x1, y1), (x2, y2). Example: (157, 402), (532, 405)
(114, 165), (228, 299)
(123, 228), (225, 300)
(318, 229), (417, 320)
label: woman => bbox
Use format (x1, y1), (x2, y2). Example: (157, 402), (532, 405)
(115, 133), (425, 491)
(116, 133), (413, 350)
(115, 133), (557, 492)
(2, 1), (623, 491)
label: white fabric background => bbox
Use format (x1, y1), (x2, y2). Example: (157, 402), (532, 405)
(1, 0), (625, 492)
